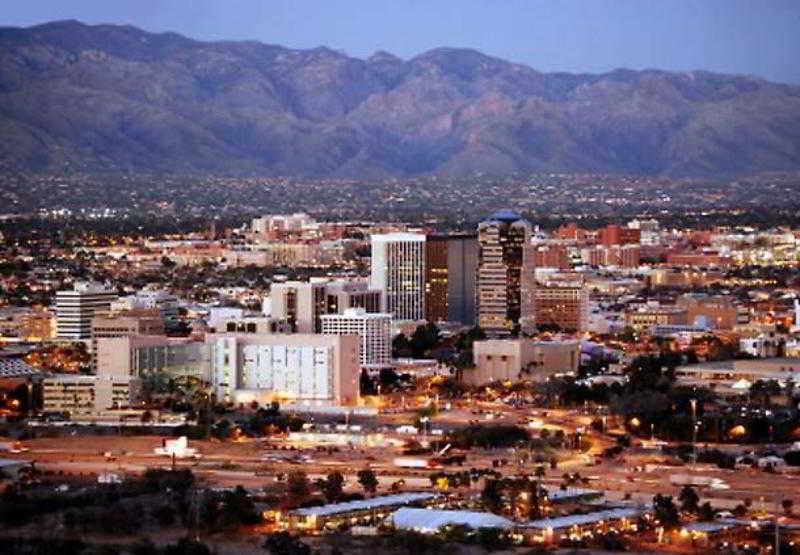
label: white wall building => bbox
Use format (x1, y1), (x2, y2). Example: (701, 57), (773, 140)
(207, 333), (360, 406)
(370, 233), (426, 321)
(111, 288), (180, 321)
(320, 308), (392, 368)
(55, 282), (118, 340)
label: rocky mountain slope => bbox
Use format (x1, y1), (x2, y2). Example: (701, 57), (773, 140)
(1, 20), (798, 177)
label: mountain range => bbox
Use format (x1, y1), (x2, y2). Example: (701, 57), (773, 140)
(1, 20), (799, 178)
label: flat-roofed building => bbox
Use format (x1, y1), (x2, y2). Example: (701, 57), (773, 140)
(533, 276), (589, 332)
(320, 308), (392, 368)
(675, 358), (800, 396)
(624, 304), (688, 331)
(370, 233), (426, 321)
(207, 333), (360, 406)
(42, 374), (140, 415)
(270, 281), (328, 333)
(469, 339), (580, 384)
(288, 492), (439, 532)
(324, 279), (382, 315)
(96, 335), (212, 381)
(90, 309), (165, 369)
(55, 282), (118, 340)
(270, 278), (382, 333)
(477, 210), (531, 335)
(424, 233), (478, 324)
(677, 294), (740, 330)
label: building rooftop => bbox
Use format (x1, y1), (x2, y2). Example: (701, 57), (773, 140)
(522, 507), (644, 530)
(487, 209), (523, 222)
(291, 492), (437, 518)
(0, 359), (41, 379)
(678, 358), (800, 374)
(547, 487), (603, 502)
(371, 232), (426, 242)
(391, 507), (514, 532)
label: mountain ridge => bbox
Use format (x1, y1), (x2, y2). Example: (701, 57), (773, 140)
(0, 20), (799, 177)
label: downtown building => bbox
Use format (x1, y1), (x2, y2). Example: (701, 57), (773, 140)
(207, 333), (360, 407)
(90, 309), (165, 369)
(477, 211), (532, 335)
(320, 308), (392, 369)
(533, 274), (590, 333)
(370, 233), (426, 321)
(270, 278), (382, 333)
(55, 282), (118, 340)
(424, 233), (479, 325)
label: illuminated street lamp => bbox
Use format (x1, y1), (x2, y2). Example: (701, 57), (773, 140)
(419, 416), (429, 435)
(690, 398), (698, 467)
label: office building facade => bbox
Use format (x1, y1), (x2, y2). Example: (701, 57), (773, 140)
(55, 283), (118, 340)
(320, 308), (392, 368)
(533, 276), (589, 332)
(477, 211), (531, 335)
(425, 233), (478, 325)
(270, 279), (382, 333)
(370, 233), (426, 321)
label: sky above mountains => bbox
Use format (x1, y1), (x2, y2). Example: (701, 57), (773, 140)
(1, 0), (799, 84)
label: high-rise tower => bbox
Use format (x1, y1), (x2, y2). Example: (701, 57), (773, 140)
(370, 233), (426, 321)
(477, 210), (531, 335)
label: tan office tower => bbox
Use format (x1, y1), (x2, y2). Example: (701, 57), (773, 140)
(477, 210), (531, 335)
(520, 243), (537, 334)
(534, 274), (589, 332)
(90, 309), (166, 370)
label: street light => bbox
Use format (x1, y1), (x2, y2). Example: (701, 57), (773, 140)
(690, 398), (698, 467)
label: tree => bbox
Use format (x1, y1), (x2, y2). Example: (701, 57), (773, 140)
(218, 485), (260, 528)
(474, 527), (512, 551)
(409, 323), (441, 358)
(357, 469), (379, 496)
(320, 472), (345, 503)
(286, 471), (311, 503)
(263, 532), (311, 555)
(678, 485), (699, 514)
(698, 502), (715, 522)
(480, 479), (504, 515)
(653, 494), (680, 529)
(153, 504), (176, 527)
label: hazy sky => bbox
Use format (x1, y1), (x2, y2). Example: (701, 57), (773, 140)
(3, 0), (799, 83)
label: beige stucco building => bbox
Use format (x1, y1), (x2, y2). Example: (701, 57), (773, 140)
(42, 374), (140, 415)
(469, 339), (580, 384)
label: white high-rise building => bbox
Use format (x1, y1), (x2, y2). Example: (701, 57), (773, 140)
(55, 282), (118, 340)
(370, 233), (426, 321)
(321, 308), (392, 368)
